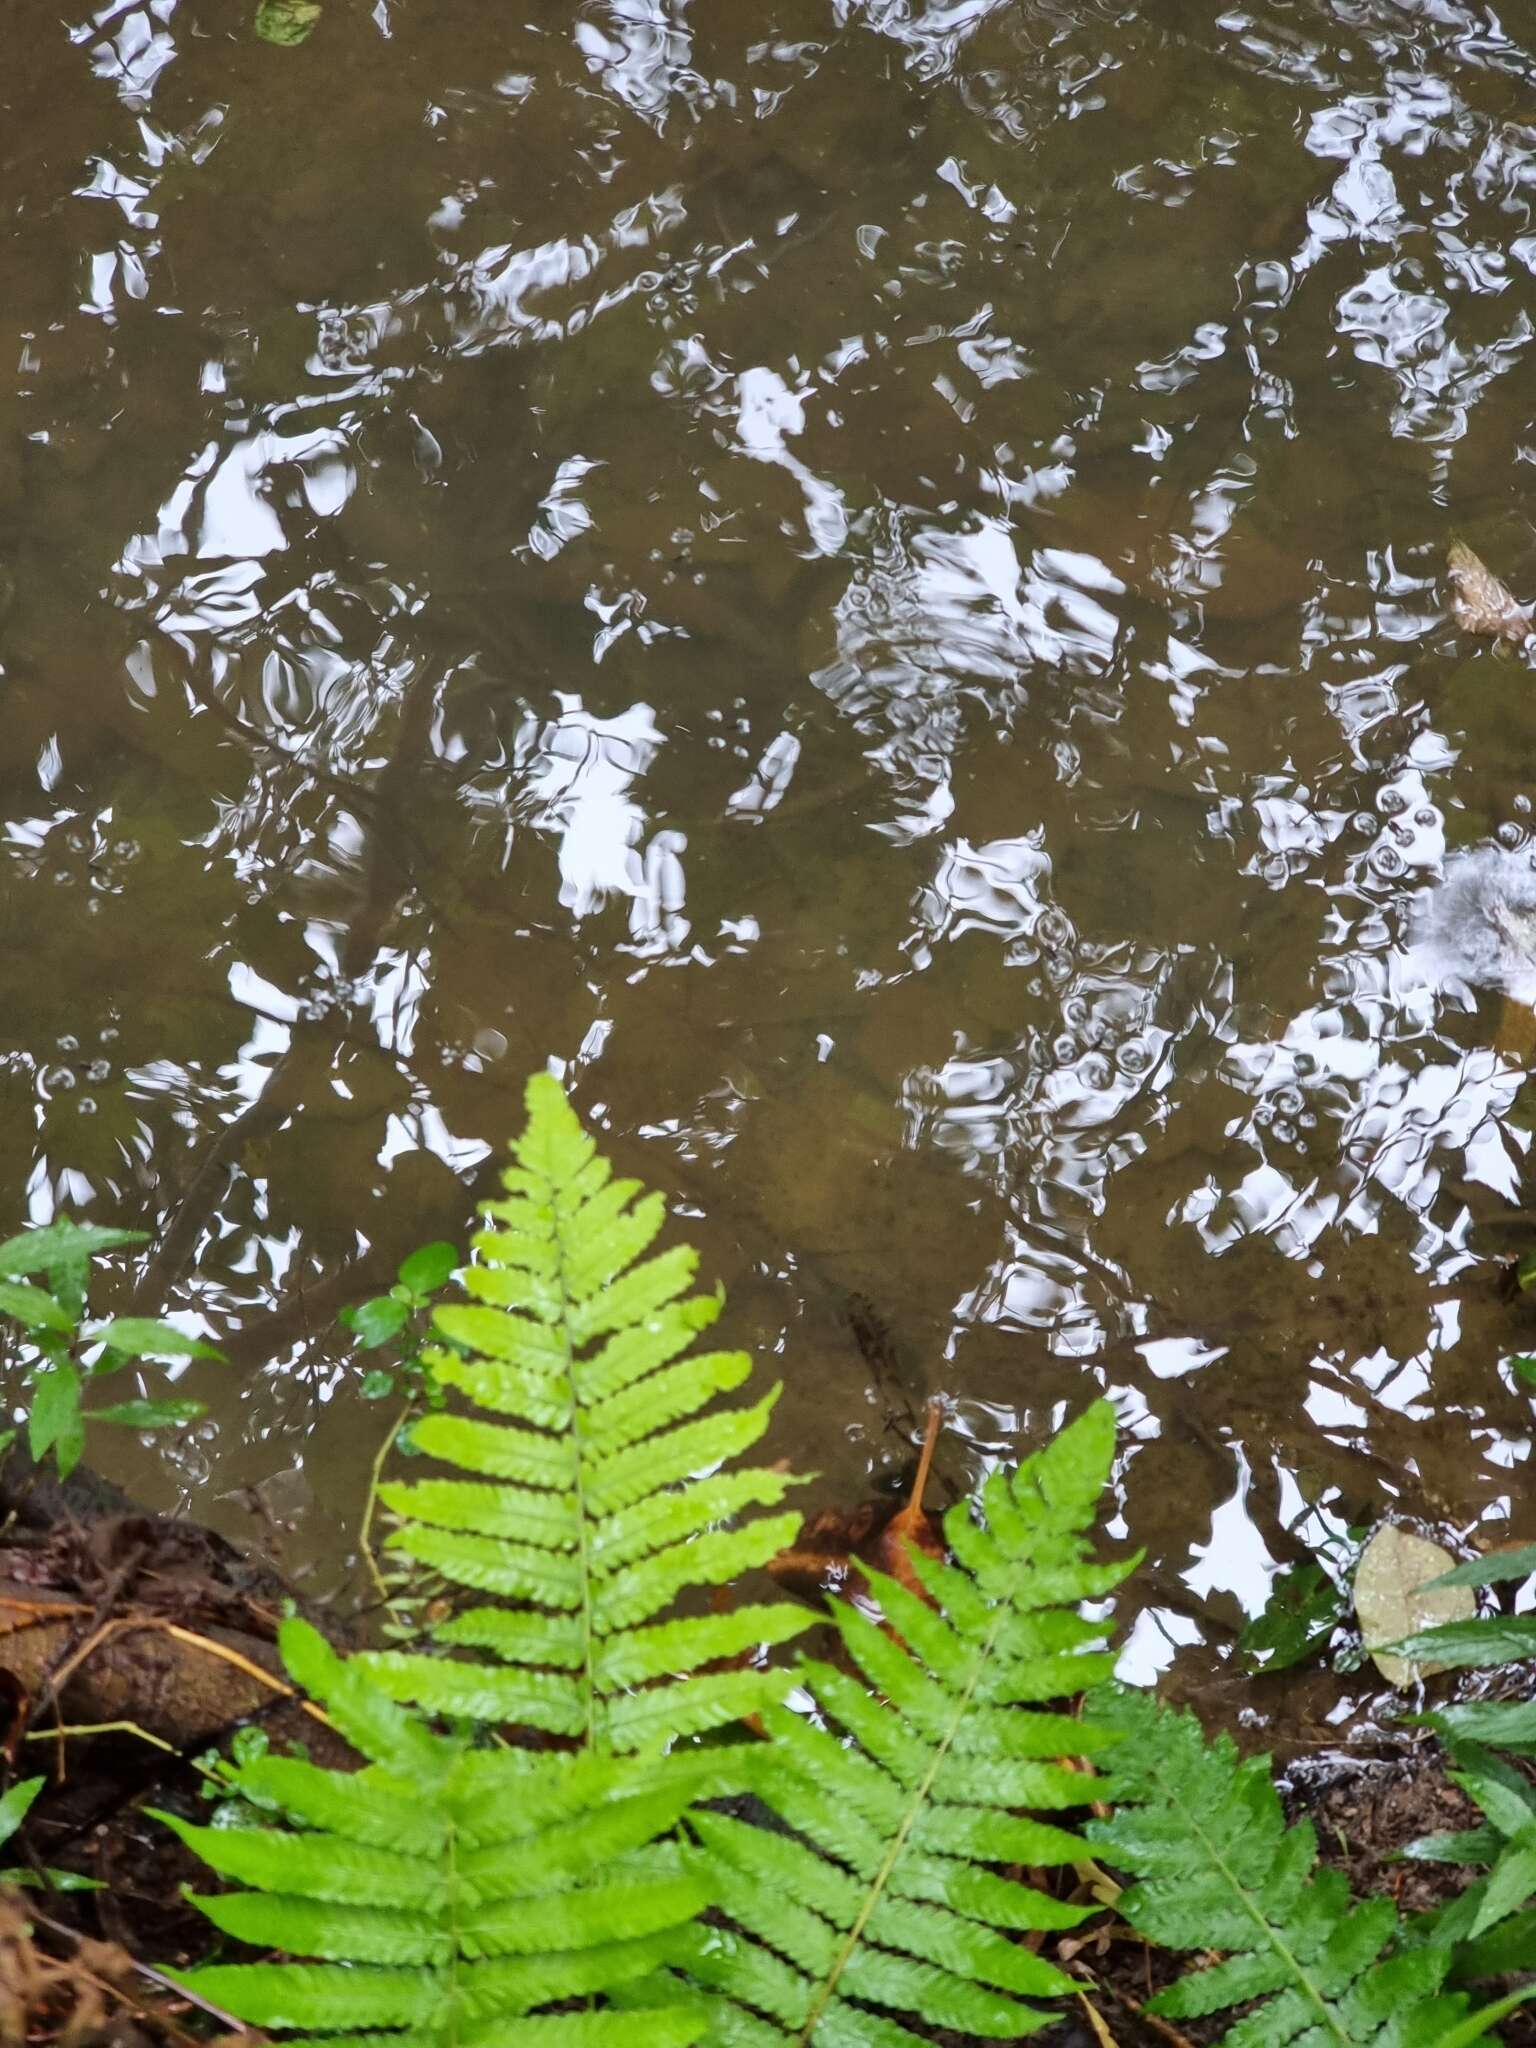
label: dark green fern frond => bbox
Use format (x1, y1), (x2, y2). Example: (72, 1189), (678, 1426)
(358, 1072), (810, 1750)
(1087, 1687), (1527, 2047)
(673, 1399), (1136, 2046)
(162, 1616), (719, 2046)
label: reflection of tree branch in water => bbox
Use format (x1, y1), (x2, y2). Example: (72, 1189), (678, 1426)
(129, 659), (440, 1316)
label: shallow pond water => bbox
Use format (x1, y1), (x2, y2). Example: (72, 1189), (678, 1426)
(7, 0), (1536, 1696)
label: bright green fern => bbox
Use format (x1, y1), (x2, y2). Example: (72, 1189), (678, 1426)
(163, 1615), (724, 2046)
(669, 1399), (1136, 2045)
(1087, 1687), (1533, 2047)
(357, 1072), (810, 1751)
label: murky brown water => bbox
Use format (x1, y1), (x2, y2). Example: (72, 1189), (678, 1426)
(7, 0), (1536, 1687)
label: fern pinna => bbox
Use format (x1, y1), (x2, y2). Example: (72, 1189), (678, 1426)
(671, 1399), (1136, 2046)
(162, 1617), (719, 2045)
(358, 1072), (809, 1751)
(1087, 1688), (1532, 2048)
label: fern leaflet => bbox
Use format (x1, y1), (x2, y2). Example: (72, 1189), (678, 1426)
(1087, 1687), (1527, 2047)
(162, 1615), (725, 2046)
(358, 1072), (810, 1750)
(672, 1398), (1135, 2046)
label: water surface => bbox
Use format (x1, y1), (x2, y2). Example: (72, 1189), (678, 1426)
(7, 0), (1536, 1697)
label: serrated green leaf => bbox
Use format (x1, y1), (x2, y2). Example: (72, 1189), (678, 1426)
(0, 1220), (144, 1279)
(398, 1241), (458, 1295)
(91, 1397), (205, 1429)
(0, 1281), (73, 1334)
(90, 1317), (223, 1361)
(1428, 1543), (1536, 1589)
(29, 1360), (83, 1475)
(343, 1296), (409, 1347)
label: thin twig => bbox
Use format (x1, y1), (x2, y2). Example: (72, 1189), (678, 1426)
(909, 1396), (942, 1515)
(359, 1398), (414, 1606)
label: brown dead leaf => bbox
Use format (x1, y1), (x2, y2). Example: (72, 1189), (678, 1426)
(770, 1399), (947, 1607)
(1448, 540), (1532, 646)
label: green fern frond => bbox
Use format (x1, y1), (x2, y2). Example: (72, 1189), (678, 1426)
(1087, 1687), (1526, 2047)
(163, 1616), (721, 2045)
(673, 1399), (1136, 2046)
(358, 1073), (810, 1749)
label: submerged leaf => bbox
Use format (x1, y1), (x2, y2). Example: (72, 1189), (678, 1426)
(1448, 541), (1532, 647)
(1354, 1524), (1474, 1686)
(255, 0), (320, 43)
(1240, 1559), (1348, 1673)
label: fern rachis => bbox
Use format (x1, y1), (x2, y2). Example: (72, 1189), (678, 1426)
(358, 1072), (810, 1751)
(673, 1398), (1138, 2046)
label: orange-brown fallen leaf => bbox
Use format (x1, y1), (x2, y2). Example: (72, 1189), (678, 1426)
(770, 1398), (947, 1607)
(1448, 540), (1532, 647)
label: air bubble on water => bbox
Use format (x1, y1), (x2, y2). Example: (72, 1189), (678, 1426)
(1117, 1040), (1152, 1074)
(1518, 794), (1533, 816)
(1352, 811), (1376, 835)
(1036, 909), (1073, 950)
(1371, 844), (1404, 877)
(1378, 787), (1408, 815)
(86, 1059), (111, 1082)
(1390, 821), (1414, 846)
(1078, 1052), (1113, 1089)
(1272, 1119), (1297, 1145)
(77, 1098), (97, 1116)
(1498, 821), (1524, 848)
(1052, 1034), (1078, 1062)
(56, 1035), (78, 1054)
(1414, 808), (1438, 828)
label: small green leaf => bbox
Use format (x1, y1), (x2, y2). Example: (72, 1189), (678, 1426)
(1402, 1826), (1500, 1865)
(1430, 1985), (1536, 2045)
(92, 1398), (206, 1430)
(0, 1866), (102, 1891)
(91, 1318), (223, 1362)
(343, 1297), (409, 1347)
(0, 1220), (145, 1280)
(1519, 1252), (1536, 1295)
(1430, 1543), (1536, 1589)
(1387, 1616), (1536, 1670)
(1513, 1355), (1536, 1387)
(361, 1369), (396, 1400)
(0, 1778), (43, 1849)
(0, 1281), (73, 1335)
(397, 1242), (458, 1296)
(254, 0), (319, 43)
(29, 1362), (84, 1476)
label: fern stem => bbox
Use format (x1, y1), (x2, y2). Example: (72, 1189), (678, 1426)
(547, 1185), (601, 1754)
(795, 1573), (1002, 2045)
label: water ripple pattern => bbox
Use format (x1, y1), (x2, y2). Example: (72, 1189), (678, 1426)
(5, 0), (1536, 1660)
